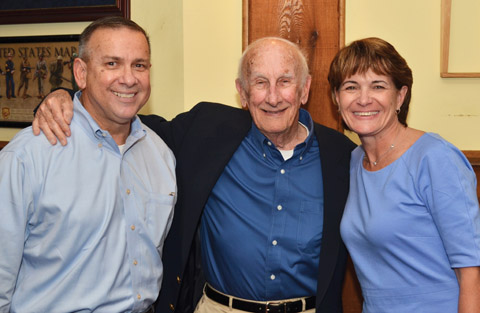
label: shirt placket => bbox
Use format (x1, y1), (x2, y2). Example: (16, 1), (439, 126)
(264, 144), (292, 299)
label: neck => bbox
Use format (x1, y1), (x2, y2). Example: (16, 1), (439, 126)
(362, 124), (405, 167)
(266, 122), (307, 150)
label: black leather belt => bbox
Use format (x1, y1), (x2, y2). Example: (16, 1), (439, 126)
(205, 284), (316, 313)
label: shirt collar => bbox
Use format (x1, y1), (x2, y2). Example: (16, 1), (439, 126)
(249, 108), (315, 153)
(73, 91), (146, 152)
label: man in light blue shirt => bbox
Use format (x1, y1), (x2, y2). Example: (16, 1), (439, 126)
(0, 17), (176, 313)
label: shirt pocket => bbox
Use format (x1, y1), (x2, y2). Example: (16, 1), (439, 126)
(145, 193), (176, 248)
(296, 201), (323, 255)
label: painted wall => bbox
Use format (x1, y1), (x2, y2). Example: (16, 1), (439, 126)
(1, 0), (478, 151)
(345, 0), (480, 150)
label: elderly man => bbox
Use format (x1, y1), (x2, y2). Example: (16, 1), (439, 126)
(0, 17), (176, 313)
(33, 37), (355, 313)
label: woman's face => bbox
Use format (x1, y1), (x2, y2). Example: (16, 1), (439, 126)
(335, 69), (407, 138)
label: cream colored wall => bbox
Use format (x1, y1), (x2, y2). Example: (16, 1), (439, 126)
(2, 1), (479, 151)
(182, 0), (242, 111)
(345, 0), (480, 150)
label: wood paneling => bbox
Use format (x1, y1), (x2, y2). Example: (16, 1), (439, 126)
(464, 150), (480, 202)
(0, 141), (8, 150)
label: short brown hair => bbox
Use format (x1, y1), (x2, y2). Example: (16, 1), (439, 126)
(328, 37), (413, 126)
(78, 16), (150, 61)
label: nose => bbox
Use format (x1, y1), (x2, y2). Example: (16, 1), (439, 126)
(357, 88), (371, 106)
(119, 66), (137, 87)
(266, 85), (280, 106)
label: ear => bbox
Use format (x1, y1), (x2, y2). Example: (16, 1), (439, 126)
(300, 75), (312, 105)
(73, 58), (88, 90)
(334, 90), (340, 109)
(396, 85), (408, 110)
(235, 78), (249, 108)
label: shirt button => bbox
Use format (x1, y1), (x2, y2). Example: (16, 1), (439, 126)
(277, 205), (282, 211)
(270, 274), (276, 280)
(133, 260), (138, 266)
(267, 141), (272, 146)
(102, 133), (107, 137)
(169, 304), (175, 311)
(126, 189), (131, 195)
(280, 169), (285, 174)
(131, 225), (135, 231)
(272, 240), (277, 246)
(299, 156), (303, 160)
(137, 294), (141, 300)
(263, 153), (266, 158)
(177, 276), (181, 284)
(98, 143), (103, 148)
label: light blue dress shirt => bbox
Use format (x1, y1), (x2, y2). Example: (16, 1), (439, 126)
(341, 133), (480, 313)
(200, 109), (324, 300)
(0, 93), (177, 313)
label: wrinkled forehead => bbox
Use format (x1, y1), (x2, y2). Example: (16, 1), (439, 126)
(246, 43), (298, 78)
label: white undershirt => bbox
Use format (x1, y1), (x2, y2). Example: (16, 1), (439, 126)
(279, 122), (309, 160)
(118, 144), (126, 154)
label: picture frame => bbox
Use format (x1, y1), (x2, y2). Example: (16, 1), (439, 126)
(0, 35), (79, 127)
(0, 0), (130, 25)
(441, 0), (480, 78)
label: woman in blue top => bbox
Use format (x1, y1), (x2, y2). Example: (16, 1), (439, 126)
(328, 37), (480, 313)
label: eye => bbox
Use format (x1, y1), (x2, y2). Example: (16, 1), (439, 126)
(343, 85), (357, 91)
(254, 80), (267, 88)
(106, 61), (116, 67)
(134, 63), (148, 71)
(372, 85), (386, 90)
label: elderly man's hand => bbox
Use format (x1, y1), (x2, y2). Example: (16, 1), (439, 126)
(32, 89), (73, 146)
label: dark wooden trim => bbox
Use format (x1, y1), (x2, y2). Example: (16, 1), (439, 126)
(463, 150), (480, 166)
(0, 141), (8, 150)
(0, 0), (130, 25)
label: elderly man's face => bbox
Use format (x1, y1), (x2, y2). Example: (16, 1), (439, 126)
(237, 42), (310, 140)
(74, 27), (151, 130)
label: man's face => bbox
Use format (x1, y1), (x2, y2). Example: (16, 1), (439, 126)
(74, 27), (151, 130)
(236, 42), (310, 140)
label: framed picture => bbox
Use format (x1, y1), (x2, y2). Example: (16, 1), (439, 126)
(0, 35), (79, 127)
(0, 0), (130, 25)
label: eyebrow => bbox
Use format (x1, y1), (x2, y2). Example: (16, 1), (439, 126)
(101, 56), (150, 63)
(340, 80), (358, 86)
(340, 79), (388, 86)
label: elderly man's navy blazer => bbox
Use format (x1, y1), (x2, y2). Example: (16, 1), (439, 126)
(140, 102), (355, 313)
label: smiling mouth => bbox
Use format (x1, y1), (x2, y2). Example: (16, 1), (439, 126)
(263, 107), (287, 114)
(354, 111), (378, 116)
(113, 91), (135, 98)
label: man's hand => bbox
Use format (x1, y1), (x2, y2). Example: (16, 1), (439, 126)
(32, 89), (74, 146)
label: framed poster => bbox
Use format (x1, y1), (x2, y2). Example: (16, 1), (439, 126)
(0, 35), (79, 127)
(0, 0), (130, 25)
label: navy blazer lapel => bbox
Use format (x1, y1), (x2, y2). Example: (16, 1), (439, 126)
(314, 123), (352, 302)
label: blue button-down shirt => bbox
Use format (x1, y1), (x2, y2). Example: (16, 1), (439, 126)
(0, 93), (177, 313)
(200, 109), (324, 300)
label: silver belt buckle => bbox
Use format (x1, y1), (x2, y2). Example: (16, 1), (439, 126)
(266, 301), (286, 313)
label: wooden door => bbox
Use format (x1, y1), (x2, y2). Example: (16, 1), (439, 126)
(243, 1), (362, 312)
